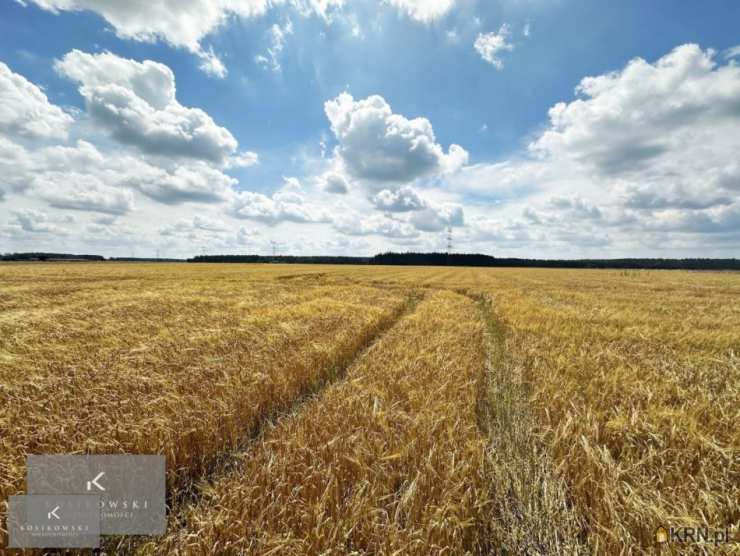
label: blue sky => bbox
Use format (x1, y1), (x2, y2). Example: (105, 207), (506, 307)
(1, 0), (739, 258)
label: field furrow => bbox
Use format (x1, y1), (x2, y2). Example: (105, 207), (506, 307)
(153, 290), (494, 555)
(471, 292), (583, 554)
(0, 270), (410, 544)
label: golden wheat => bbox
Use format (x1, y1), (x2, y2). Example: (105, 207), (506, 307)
(0, 263), (408, 547)
(349, 266), (739, 553)
(1, 263), (737, 554)
(154, 290), (495, 555)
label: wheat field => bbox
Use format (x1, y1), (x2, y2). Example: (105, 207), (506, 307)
(1, 263), (738, 554)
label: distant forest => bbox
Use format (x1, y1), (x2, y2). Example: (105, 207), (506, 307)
(369, 252), (740, 270)
(0, 252), (105, 261)
(189, 252), (740, 270)
(2, 251), (739, 270)
(189, 255), (371, 265)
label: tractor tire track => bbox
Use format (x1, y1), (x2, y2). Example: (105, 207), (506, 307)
(111, 289), (423, 555)
(467, 289), (587, 554)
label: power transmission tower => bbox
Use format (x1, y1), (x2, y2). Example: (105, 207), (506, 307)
(271, 240), (285, 259)
(446, 226), (453, 266)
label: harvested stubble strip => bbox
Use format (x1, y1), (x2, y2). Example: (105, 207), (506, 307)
(154, 290), (494, 556)
(0, 282), (408, 546)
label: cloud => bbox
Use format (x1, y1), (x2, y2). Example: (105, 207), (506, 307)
(333, 212), (419, 238)
(324, 93), (467, 185)
(467, 217), (538, 248)
(723, 45), (740, 60)
(446, 159), (545, 199)
(156, 214), (259, 254)
(0, 61), (242, 215)
(34, 172), (135, 214)
(281, 176), (302, 191)
(522, 196), (603, 226)
(34, 140), (105, 170)
(24, 0), (270, 49)
(372, 185), (426, 212)
(124, 162), (238, 204)
(290, 0), (344, 20)
(621, 184), (733, 211)
(197, 47), (228, 78)
(474, 24), (514, 69)
(236, 225), (259, 245)
(255, 20), (293, 72)
(35, 140), (237, 206)
(0, 136), (33, 196)
(460, 43), (740, 252)
(345, 184), (464, 234)
(56, 50), (240, 164)
(3, 135), (236, 209)
(548, 196), (602, 219)
(22, 0), (271, 76)
(0, 61), (73, 140)
(530, 44), (740, 175)
(226, 151), (260, 169)
(12, 209), (62, 233)
(228, 181), (328, 225)
(385, 0), (455, 23)
(20, 0), (351, 77)
(0, 137), (137, 214)
(409, 203), (463, 231)
(645, 203), (740, 234)
(319, 172), (350, 194)
(160, 214), (229, 237)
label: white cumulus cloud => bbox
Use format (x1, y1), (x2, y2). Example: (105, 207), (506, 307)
(21, 0), (271, 77)
(319, 172), (350, 194)
(460, 43), (740, 255)
(56, 50), (241, 164)
(0, 61), (73, 140)
(372, 186), (426, 212)
(228, 180), (328, 225)
(324, 92), (468, 186)
(385, 0), (454, 23)
(474, 24), (513, 69)
(333, 212), (420, 238)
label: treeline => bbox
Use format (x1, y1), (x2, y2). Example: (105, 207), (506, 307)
(0, 252), (105, 261)
(108, 257), (184, 262)
(188, 252), (740, 270)
(189, 255), (371, 264)
(371, 252), (740, 270)
(3, 251), (739, 270)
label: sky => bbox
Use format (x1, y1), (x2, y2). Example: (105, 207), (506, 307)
(1, 0), (739, 259)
